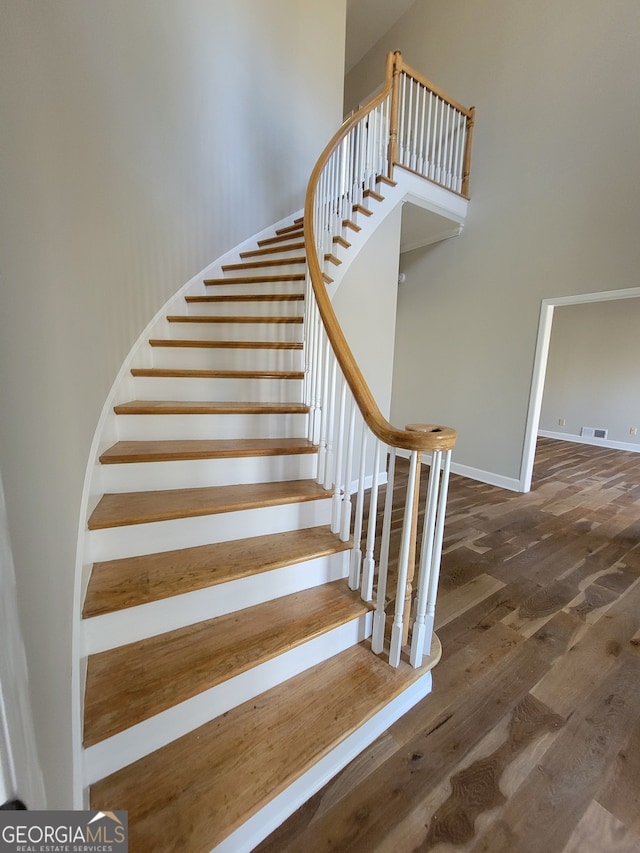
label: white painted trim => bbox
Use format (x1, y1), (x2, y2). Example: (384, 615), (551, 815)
(82, 612), (371, 786)
(538, 430), (640, 454)
(212, 668), (433, 853)
(520, 287), (640, 493)
(71, 211), (304, 807)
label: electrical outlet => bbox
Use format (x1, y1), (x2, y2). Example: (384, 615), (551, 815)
(630, 427), (638, 436)
(558, 418), (566, 426)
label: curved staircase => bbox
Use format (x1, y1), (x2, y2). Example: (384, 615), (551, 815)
(76, 51), (474, 851)
(79, 212), (440, 852)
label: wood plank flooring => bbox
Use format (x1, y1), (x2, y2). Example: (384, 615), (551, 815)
(257, 438), (640, 852)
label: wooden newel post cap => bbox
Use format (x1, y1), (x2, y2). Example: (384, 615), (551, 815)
(405, 423), (457, 451)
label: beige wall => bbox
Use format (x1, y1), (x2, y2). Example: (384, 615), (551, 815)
(345, 0), (640, 484)
(539, 299), (640, 446)
(332, 207), (403, 418)
(0, 0), (345, 806)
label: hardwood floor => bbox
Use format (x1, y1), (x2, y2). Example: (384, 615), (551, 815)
(257, 438), (640, 852)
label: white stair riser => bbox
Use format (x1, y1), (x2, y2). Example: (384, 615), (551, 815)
(99, 453), (318, 493)
(114, 412), (308, 441)
(164, 322), (303, 342)
(150, 346), (303, 372)
(204, 280), (304, 296)
(185, 300), (304, 318)
(82, 611), (371, 786)
(89, 497), (332, 562)
(132, 376), (303, 403)
(82, 550), (350, 655)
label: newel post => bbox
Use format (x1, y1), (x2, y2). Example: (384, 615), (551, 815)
(461, 106), (476, 198)
(387, 51), (403, 181)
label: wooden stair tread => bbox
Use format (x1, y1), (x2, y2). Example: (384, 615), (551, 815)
(166, 314), (302, 324)
(257, 229), (304, 247)
(343, 219), (361, 232)
(185, 293), (304, 303)
(99, 437), (317, 464)
(148, 339), (302, 350)
(204, 273), (305, 285)
(84, 582), (368, 746)
(90, 641), (438, 850)
(83, 526), (350, 618)
(376, 174), (397, 187)
(363, 188), (384, 202)
(130, 368), (303, 379)
(221, 257), (306, 271)
(88, 479), (329, 530)
(239, 241), (305, 258)
(324, 253), (341, 266)
(113, 400), (309, 415)
(353, 203), (373, 217)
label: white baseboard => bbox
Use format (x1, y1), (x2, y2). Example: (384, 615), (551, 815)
(395, 448), (521, 492)
(538, 430), (640, 454)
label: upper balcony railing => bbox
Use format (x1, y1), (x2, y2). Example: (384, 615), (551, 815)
(303, 51), (474, 669)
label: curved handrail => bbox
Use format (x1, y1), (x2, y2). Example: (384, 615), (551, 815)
(303, 51), (458, 454)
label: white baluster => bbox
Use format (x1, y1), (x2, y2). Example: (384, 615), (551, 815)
(426, 91), (434, 179)
(361, 439), (382, 602)
(436, 98), (445, 184)
(417, 84), (427, 175)
(316, 328), (330, 484)
(410, 450), (441, 667)
(399, 73), (407, 166)
(389, 450), (418, 667)
(331, 377), (347, 534)
(372, 448), (396, 654)
(349, 416), (367, 589)
(407, 75), (415, 170)
(446, 105), (455, 188)
(323, 356), (338, 491)
(311, 309), (323, 446)
(412, 449), (452, 666)
(340, 397), (356, 542)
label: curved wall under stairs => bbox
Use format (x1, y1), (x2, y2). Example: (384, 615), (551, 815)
(72, 174), (461, 849)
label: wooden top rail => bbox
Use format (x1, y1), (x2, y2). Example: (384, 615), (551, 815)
(303, 51), (461, 455)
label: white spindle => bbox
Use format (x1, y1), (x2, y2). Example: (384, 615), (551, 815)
(426, 91), (434, 179)
(372, 449), (396, 654)
(409, 450), (441, 667)
(399, 73), (407, 165)
(447, 105), (456, 188)
(361, 439), (382, 603)
(406, 75), (414, 169)
(323, 356), (338, 490)
(331, 377), (347, 534)
(316, 331), (330, 479)
(349, 418), (367, 590)
(389, 450), (418, 667)
(340, 398), (356, 542)
(436, 98), (445, 184)
(311, 308), (323, 445)
(417, 84), (427, 174)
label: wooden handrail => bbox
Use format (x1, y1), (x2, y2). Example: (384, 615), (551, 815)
(303, 52), (459, 454)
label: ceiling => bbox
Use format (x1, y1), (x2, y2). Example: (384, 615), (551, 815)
(345, 0), (416, 73)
